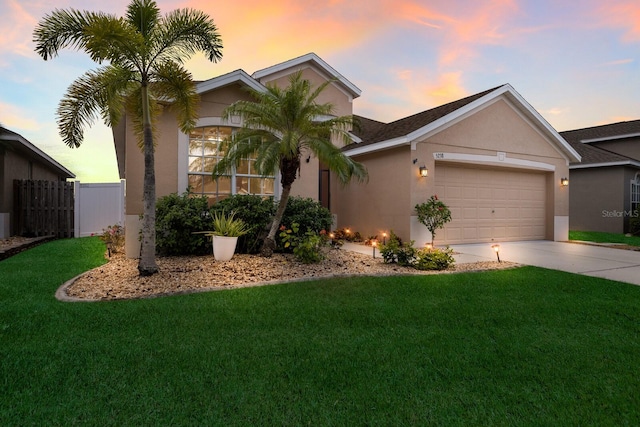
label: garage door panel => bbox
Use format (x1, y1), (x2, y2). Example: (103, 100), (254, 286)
(434, 164), (546, 244)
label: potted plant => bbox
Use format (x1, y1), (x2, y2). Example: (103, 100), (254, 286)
(195, 211), (250, 261)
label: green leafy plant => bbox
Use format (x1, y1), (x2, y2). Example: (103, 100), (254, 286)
(331, 227), (363, 242)
(282, 197), (333, 234)
(629, 216), (640, 236)
(203, 211), (251, 238)
(211, 195), (275, 254)
(156, 191), (213, 256)
(416, 195), (452, 247)
(413, 247), (455, 271)
(379, 230), (416, 266)
(279, 223), (328, 263)
(98, 224), (124, 254)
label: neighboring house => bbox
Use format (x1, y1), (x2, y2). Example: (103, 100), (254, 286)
(114, 53), (580, 257)
(0, 127), (75, 238)
(561, 120), (640, 234)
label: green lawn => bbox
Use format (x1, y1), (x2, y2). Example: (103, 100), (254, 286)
(2, 238), (640, 425)
(570, 230), (640, 246)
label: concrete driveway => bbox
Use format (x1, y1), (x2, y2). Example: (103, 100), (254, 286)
(450, 241), (640, 286)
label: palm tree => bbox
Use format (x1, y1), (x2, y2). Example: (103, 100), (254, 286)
(33, 0), (223, 276)
(213, 71), (368, 257)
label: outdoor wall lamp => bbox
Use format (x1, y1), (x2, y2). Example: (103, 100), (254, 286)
(419, 166), (429, 177)
(561, 177), (569, 186)
(491, 244), (501, 262)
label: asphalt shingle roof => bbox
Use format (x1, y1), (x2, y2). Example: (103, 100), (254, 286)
(346, 85), (505, 151)
(560, 120), (640, 166)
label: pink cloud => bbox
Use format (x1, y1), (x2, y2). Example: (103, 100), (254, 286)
(597, 1), (640, 41)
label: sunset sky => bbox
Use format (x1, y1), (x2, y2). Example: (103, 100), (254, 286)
(1, 0), (639, 182)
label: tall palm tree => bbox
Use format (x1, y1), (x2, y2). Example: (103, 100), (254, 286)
(213, 71), (368, 257)
(33, 0), (223, 276)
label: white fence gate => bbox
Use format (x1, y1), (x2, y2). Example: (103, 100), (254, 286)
(74, 180), (125, 237)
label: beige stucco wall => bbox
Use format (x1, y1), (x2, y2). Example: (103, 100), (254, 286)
(332, 147), (412, 240)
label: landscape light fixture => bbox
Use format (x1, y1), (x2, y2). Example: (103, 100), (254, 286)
(419, 166), (428, 177)
(372, 240), (378, 258)
(561, 177), (569, 186)
(491, 244), (501, 262)
(382, 232), (387, 245)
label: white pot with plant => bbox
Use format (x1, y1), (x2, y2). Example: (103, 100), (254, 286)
(195, 211), (250, 261)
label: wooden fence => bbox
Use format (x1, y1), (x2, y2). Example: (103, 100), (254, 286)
(13, 180), (75, 238)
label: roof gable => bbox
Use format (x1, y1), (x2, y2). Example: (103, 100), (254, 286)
(252, 52), (361, 99)
(345, 84), (581, 163)
(196, 69), (265, 95)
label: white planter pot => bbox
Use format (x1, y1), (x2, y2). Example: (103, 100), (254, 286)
(212, 236), (238, 261)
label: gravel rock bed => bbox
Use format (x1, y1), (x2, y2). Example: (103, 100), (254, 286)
(65, 249), (517, 301)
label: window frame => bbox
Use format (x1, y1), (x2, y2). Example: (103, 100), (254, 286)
(187, 125), (276, 202)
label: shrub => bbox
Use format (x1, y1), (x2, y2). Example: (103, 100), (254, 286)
(413, 247), (455, 271)
(281, 197), (333, 234)
(630, 216), (640, 236)
(332, 227), (363, 242)
(211, 195), (275, 254)
(155, 191), (213, 256)
(379, 230), (416, 266)
(275, 197), (333, 250)
(416, 195), (452, 247)
(279, 223), (328, 263)
(98, 224), (124, 254)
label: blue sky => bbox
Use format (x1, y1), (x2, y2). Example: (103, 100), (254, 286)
(1, 0), (638, 182)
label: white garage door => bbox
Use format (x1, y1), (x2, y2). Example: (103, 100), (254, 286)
(434, 164), (547, 244)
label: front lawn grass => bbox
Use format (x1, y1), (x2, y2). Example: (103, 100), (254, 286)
(570, 230), (640, 246)
(2, 238), (640, 425)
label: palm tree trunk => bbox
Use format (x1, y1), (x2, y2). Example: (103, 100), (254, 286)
(261, 183), (292, 257)
(138, 84), (159, 276)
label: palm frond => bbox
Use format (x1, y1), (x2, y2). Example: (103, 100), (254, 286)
(126, 0), (160, 38)
(33, 9), (104, 60)
(149, 8), (222, 65)
(56, 66), (135, 148)
(151, 61), (199, 133)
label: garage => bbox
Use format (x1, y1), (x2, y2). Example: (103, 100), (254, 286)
(434, 163), (547, 244)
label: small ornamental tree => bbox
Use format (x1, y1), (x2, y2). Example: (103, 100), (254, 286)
(415, 195), (452, 247)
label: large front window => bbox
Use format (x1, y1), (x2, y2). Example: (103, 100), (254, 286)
(188, 126), (275, 202)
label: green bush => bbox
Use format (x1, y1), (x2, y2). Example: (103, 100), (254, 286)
(379, 230), (416, 266)
(211, 195), (275, 254)
(415, 195), (452, 247)
(414, 247), (455, 271)
(279, 223), (328, 263)
(156, 192), (213, 256)
(276, 197), (333, 250)
(282, 197), (333, 234)
(332, 227), (363, 242)
(630, 216), (640, 236)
